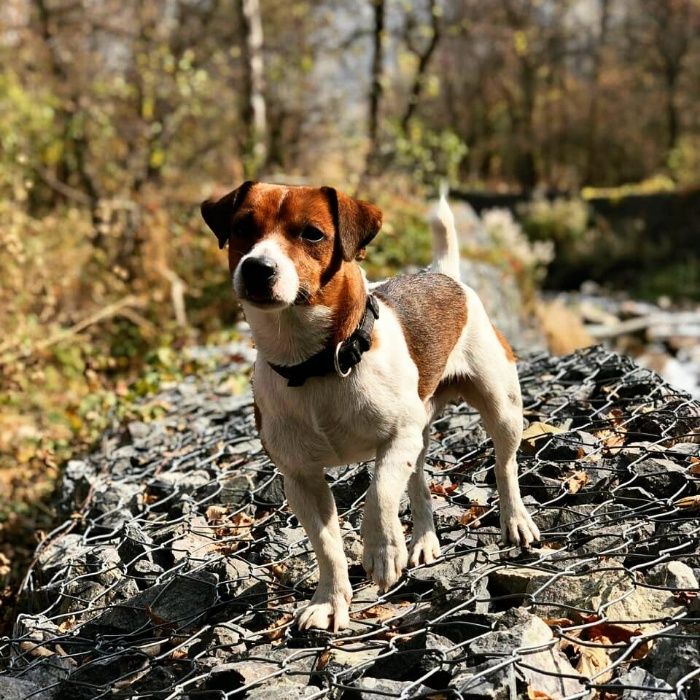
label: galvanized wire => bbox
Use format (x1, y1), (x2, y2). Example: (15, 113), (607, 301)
(1, 344), (698, 699)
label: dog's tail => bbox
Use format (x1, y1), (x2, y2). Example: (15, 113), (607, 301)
(429, 184), (460, 280)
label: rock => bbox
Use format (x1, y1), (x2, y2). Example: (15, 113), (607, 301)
(349, 677), (432, 698)
(85, 546), (123, 586)
(647, 560), (699, 590)
(469, 609), (585, 698)
(116, 522), (154, 566)
(633, 457), (689, 498)
(18, 654), (76, 692)
(59, 653), (151, 699)
(245, 682), (317, 698)
(171, 516), (218, 564)
(609, 666), (672, 699)
(586, 569), (684, 634)
(0, 677), (53, 700)
(255, 472), (286, 508)
(539, 430), (599, 461)
(488, 566), (550, 599)
(450, 659), (517, 699)
(640, 631), (700, 695)
(96, 570), (217, 633)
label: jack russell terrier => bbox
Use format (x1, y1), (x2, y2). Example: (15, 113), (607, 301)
(201, 182), (540, 631)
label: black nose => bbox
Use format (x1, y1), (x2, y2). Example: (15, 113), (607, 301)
(241, 256), (277, 292)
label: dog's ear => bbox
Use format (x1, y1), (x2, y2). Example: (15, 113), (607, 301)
(322, 187), (383, 262)
(201, 181), (255, 249)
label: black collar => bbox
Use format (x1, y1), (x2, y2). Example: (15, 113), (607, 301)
(269, 295), (379, 387)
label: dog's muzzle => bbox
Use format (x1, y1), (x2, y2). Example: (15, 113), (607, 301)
(240, 255), (278, 300)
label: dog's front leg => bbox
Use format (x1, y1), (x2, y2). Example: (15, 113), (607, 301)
(362, 428), (424, 591)
(282, 467), (352, 632)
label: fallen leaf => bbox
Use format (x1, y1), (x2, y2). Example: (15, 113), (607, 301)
(689, 457), (700, 475)
(674, 495), (700, 510)
(565, 470), (589, 494)
(430, 482), (458, 497)
(575, 643), (613, 683)
(263, 612), (293, 641)
(527, 688), (555, 699)
(352, 601), (412, 621)
(205, 505), (227, 522)
(522, 422), (565, 453)
(543, 617), (574, 628)
(459, 503), (489, 526)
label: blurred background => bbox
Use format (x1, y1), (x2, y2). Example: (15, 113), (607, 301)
(0, 0), (698, 625)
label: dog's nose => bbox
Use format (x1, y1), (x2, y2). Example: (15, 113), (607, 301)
(241, 256), (278, 294)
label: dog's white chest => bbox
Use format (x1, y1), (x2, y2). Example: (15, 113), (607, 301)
(253, 309), (426, 469)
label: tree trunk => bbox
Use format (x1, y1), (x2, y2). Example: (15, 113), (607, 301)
(400, 0), (441, 133)
(583, 0), (610, 185)
(365, 0), (385, 176)
(239, 0), (268, 174)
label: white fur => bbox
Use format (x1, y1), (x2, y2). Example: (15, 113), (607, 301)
(430, 189), (460, 280)
(244, 197), (539, 632)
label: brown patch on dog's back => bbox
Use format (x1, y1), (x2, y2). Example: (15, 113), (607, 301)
(374, 272), (467, 400)
(492, 324), (517, 362)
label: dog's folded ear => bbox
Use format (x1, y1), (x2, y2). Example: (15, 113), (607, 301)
(201, 181), (255, 249)
(322, 187), (383, 262)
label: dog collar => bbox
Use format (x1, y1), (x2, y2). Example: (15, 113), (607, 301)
(269, 295), (379, 387)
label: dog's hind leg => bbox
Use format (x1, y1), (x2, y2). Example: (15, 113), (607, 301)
(283, 467), (352, 631)
(407, 426), (441, 566)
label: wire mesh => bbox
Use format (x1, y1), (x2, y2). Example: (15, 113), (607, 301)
(1, 344), (699, 699)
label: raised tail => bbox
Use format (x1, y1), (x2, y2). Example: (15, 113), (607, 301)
(429, 185), (461, 280)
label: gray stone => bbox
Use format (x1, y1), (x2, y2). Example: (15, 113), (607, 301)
(609, 666), (672, 699)
(640, 631), (700, 694)
(18, 655), (76, 692)
(469, 609), (585, 698)
(0, 677), (53, 700)
(450, 659), (517, 699)
(350, 677), (432, 698)
(85, 546), (123, 586)
(647, 560), (699, 590)
(633, 457), (688, 498)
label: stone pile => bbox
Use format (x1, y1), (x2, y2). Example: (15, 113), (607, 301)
(1, 345), (699, 699)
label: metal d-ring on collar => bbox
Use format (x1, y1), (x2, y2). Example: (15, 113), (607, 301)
(334, 342), (353, 378)
(268, 294), (379, 387)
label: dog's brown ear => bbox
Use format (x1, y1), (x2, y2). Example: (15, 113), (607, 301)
(322, 187), (383, 262)
(201, 181), (255, 249)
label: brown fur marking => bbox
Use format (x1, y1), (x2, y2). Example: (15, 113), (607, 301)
(374, 272), (467, 400)
(492, 324), (516, 362)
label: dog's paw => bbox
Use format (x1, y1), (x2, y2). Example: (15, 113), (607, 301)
(363, 540), (408, 591)
(500, 503), (540, 548)
(408, 529), (441, 567)
(296, 588), (352, 632)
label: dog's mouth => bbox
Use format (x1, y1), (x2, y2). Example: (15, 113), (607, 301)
(240, 291), (291, 311)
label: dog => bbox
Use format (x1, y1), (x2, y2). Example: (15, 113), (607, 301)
(201, 182), (540, 631)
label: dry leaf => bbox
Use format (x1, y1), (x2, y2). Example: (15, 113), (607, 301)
(459, 503), (488, 526)
(263, 613), (293, 641)
(689, 457), (700, 475)
(430, 482), (458, 497)
(522, 422), (565, 453)
(352, 602), (411, 621)
(543, 617), (574, 628)
(632, 637), (654, 660)
(527, 688), (555, 699)
(575, 643), (613, 683)
(565, 470), (590, 494)
(205, 505), (227, 522)
(674, 495), (700, 510)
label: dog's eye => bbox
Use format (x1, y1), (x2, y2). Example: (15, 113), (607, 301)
(301, 226), (324, 242)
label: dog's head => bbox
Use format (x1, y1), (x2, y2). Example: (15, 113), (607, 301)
(201, 182), (382, 311)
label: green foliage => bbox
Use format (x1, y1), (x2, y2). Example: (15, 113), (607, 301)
(668, 135), (700, 188)
(389, 119), (468, 186)
(519, 197), (590, 244)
